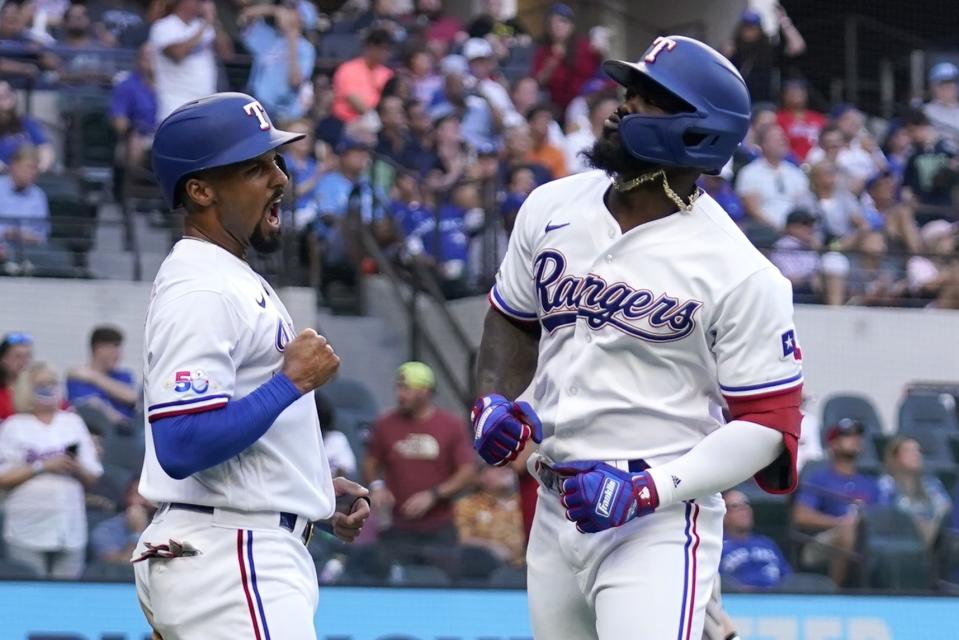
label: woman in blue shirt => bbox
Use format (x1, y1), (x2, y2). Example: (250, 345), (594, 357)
(878, 437), (953, 549)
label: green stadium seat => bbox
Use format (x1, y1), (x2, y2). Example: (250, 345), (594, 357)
(774, 571), (838, 593)
(863, 505), (932, 590)
(822, 393), (883, 443)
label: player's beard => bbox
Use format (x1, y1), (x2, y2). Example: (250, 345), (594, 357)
(249, 222), (282, 254)
(583, 128), (661, 178)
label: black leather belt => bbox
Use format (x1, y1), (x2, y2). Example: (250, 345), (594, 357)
(536, 459), (650, 496)
(169, 503), (315, 546)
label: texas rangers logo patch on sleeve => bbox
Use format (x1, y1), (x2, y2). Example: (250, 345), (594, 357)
(781, 329), (802, 361)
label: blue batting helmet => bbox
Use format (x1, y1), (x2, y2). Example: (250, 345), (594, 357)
(151, 92), (304, 208)
(602, 35), (751, 174)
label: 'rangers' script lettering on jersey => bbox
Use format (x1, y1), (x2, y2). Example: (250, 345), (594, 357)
(535, 250), (702, 340)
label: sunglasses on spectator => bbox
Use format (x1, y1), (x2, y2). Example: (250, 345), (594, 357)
(1, 332), (32, 347)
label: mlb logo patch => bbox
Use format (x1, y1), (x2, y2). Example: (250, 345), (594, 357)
(781, 329), (802, 361)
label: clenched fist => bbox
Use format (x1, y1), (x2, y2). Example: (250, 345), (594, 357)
(282, 328), (340, 393)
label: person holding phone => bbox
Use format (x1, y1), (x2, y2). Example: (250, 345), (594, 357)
(0, 362), (103, 579)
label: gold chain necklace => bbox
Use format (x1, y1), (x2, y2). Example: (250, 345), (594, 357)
(612, 169), (701, 212)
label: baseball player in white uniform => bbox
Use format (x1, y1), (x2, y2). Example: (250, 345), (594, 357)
(471, 37), (803, 639)
(134, 93), (371, 640)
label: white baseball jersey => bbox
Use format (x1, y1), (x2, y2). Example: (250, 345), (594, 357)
(140, 238), (335, 521)
(490, 170), (803, 466)
(0, 411), (102, 551)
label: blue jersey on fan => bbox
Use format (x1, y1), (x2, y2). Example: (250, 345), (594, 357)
(720, 534), (791, 589)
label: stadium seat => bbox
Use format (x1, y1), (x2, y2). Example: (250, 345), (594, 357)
(863, 505), (932, 590)
(821, 394), (884, 441)
(82, 561), (135, 582)
(0, 558), (42, 579)
(734, 481), (792, 557)
(898, 393), (959, 434)
(774, 571), (838, 593)
(101, 432), (146, 472)
(487, 565), (527, 589)
(324, 377), (379, 461)
(457, 544), (502, 580)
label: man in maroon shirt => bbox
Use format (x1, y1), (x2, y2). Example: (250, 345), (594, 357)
(364, 362), (476, 565)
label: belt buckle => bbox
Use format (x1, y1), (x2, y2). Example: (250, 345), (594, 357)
(302, 521), (315, 547)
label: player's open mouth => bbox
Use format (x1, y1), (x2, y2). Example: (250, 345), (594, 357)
(264, 195), (282, 230)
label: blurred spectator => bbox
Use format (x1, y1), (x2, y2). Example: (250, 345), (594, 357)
(331, 27), (394, 124)
(923, 62), (959, 143)
(374, 94), (413, 167)
(902, 109), (957, 222)
(425, 111), (468, 192)
(238, 1), (315, 123)
(0, 331), (33, 420)
(431, 65), (500, 150)
(66, 325), (138, 432)
(27, 0), (70, 35)
(109, 43), (157, 171)
(412, 0), (464, 57)
(363, 362), (475, 564)
(463, 37), (518, 126)
(57, 1), (117, 87)
(699, 168), (747, 226)
(433, 181), (477, 297)
(314, 390), (357, 479)
(0, 361), (102, 579)
(526, 104), (566, 180)
(90, 473), (154, 564)
(395, 98), (435, 176)
(732, 103), (778, 172)
(0, 80), (54, 172)
(531, 3), (601, 115)
(466, 0), (529, 62)
(455, 464), (525, 567)
(792, 418), (879, 586)
(808, 105), (886, 194)
(499, 124), (551, 188)
(846, 230), (907, 306)
(564, 91), (617, 175)
(881, 121), (913, 182)
(508, 76), (539, 123)
(406, 47), (441, 106)
(335, 0), (407, 43)
(807, 160), (867, 247)
(0, 144), (52, 270)
(149, 0), (233, 122)
(390, 169), (436, 263)
(90, 0), (150, 49)
(282, 118), (323, 232)
(563, 77), (616, 137)
(735, 124), (811, 232)
(0, 1), (58, 84)
(310, 72), (344, 147)
(720, 489), (791, 590)
(862, 169), (921, 255)
(796, 394), (824, 473)
(722, 7), (806, 104)
(770, 209), (826, 302)
(877, 437), (952, 549)
(776, 78), (825, 162)
(500, 164), (535, 233)
(907, 220), (957, 299)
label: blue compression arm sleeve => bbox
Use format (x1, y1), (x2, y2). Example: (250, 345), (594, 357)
(151, 373), (303, 480)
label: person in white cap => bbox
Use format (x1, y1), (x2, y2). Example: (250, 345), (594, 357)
(463, 37), (520, 126)
(924, 62), (959, 142)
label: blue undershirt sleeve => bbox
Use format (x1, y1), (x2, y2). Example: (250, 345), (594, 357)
(151, 373), (302, 480)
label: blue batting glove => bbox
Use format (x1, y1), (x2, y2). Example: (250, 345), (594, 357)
(471, 394), (543, 467)
(551, 460), (660, 533)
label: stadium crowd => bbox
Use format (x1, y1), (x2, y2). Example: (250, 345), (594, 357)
(0, 0), (959, 593)
(0, 1), (956, 306)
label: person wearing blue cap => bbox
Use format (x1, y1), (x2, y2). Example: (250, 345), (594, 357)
(722, 4), (806, 103)
(924, 62), (959, 143)
(137, 93), (372, 639)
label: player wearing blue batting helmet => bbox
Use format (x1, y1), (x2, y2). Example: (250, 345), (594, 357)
(151, 92), (304, 254)
(152, 92), (304, 208)
(601, 35), (751, 174)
